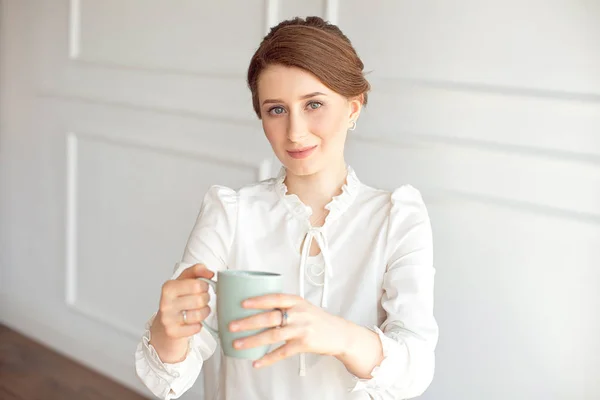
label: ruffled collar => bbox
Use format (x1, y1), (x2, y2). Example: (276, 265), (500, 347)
(274, 165), (361, 224)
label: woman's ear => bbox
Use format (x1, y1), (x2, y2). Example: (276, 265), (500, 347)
(348, 95), (363, 124)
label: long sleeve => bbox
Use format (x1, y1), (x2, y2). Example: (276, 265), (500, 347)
(352, 185), (438, 399)
(135, 185), (238, 399)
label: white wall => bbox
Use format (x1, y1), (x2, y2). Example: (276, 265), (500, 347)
(1, 1), (599, 399)
(341, 4), (600, 397)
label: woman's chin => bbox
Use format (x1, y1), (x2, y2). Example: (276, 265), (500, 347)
(281, 158), (321, 177)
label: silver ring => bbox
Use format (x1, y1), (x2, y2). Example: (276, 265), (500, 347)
(182, 310), (188, 324)
(275, 308), (288, 328)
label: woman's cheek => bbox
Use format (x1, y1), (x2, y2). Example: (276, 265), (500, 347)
(311, 117), (342, 143)
(313, 110), (341, 139)
(309, 114), (332, 139)
(262, 120), (277, 143)
(263, 122), (287, 154)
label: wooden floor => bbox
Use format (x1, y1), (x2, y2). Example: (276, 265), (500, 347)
(0, 324), (150, 400)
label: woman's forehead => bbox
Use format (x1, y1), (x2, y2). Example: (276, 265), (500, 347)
(257, 65), (331, 99)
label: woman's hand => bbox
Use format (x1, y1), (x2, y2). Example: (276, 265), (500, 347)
(228, 294), (351, 369)
(149, 264), (214, 363)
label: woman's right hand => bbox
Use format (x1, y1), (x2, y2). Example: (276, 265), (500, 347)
(149, 264), (215, 363)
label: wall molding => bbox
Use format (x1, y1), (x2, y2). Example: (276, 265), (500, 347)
(67, 58), (244, 80)
(65, 133), (78, 306)
(66, 130), (265, 170)
(258, 158), (274, 181)
(371, 180), (600, 227)
(347, 135), (600, 223)
(43, 90), (600, 167)
(66, 0), (254, 79)
(324, 0), (339, 24)
(265, 0), (279, 35)
(349, 130), (600, 167)
(374, 75), (600, 105)
(39, 91), (257, 127)
(66, 0), (600, 101)
(64, 131), (267, 340)
(67, 300), (141, 340)
(53, 95), (600, 201)
(40, 74), (600, 164)
(429, 188), (600, 227)
(68, 0), (80, 59)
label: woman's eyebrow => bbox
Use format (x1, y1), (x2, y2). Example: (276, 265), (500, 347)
(262, 92), (327, 105)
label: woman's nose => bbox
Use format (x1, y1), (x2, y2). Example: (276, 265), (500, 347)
(286, 113), (308, 142)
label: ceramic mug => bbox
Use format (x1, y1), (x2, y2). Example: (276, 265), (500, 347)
(198, 270), (283, 360)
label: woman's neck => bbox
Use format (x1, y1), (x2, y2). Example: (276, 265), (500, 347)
(283, 161), (348, 213)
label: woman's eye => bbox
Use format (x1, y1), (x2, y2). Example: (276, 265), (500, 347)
(269, 106), (285, 115)
(308, 101), (322, 110)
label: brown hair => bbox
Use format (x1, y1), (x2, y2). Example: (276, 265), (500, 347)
(247, 16), (371, 119)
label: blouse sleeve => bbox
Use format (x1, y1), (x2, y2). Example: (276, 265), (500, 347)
(135, 185), (238, 399)
(351, 185), (439, 399)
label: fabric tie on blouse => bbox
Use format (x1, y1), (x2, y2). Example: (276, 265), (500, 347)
(275, 165), (360, 377)
(297, 225), (334, 377)
(299, 226), (333, 308)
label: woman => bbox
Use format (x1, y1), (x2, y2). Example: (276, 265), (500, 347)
(135, 16), (438, 400)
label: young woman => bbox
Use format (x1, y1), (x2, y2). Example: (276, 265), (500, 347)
(135, 16), (438, 400)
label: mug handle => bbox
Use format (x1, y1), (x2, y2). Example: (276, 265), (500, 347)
(197, 277), (218, 337)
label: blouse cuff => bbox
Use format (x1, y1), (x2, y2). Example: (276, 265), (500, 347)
(350, 326), (411, 394)
(135, 316), (208, 399)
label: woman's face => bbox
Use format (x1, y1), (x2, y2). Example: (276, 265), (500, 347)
(257, 65), (361, 177)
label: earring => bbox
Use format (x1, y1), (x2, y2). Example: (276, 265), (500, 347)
(349, 120), (357, 131)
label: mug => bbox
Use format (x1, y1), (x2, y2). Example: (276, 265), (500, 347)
(198, 270), (283, 360)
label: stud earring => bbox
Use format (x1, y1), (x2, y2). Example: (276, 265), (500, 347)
(349, 120), (357, 131)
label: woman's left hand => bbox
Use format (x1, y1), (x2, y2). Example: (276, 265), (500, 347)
(228, 294), (350, 368)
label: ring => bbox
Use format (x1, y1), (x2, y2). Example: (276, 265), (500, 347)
(182, 310), (188, 324)
(275, 308), (288, 328)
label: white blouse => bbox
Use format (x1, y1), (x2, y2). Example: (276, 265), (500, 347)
(135, 166), (438, 400)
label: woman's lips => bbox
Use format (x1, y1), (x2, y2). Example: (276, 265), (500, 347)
(287, 145), (317, 159)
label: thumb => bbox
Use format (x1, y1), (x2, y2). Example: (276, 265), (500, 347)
(177, 263), (215, 280)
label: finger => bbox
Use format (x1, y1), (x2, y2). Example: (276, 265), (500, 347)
(253, 341), (304, 369)
(242, 293), (302, 309)
(176, 264), (215, 281)
(180, 306), (211, 325)
(157, 311), (202, 339)
(229, 309), (284, 332)
(161, 279), (207, 300)
(233, 326), (299, 350)
(173, 292), (210, 312)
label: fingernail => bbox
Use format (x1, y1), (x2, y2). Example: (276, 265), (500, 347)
(229, 323), (238, 332)
(233, 340), (242, 349)
(253, 361), (262, 368)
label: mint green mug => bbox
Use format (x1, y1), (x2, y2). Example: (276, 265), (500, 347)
(198, 270), (283, 360)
